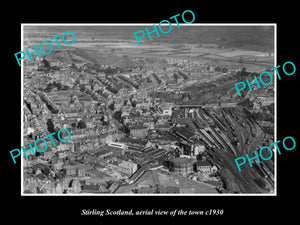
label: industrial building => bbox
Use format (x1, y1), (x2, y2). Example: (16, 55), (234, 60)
(169, 157), (196, 175)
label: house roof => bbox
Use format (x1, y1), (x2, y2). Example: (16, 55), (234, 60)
(97, 149), (113, 156)
(35, 173), (48, 180)
(66, 164), (92, 171)
(130, 125), (148, 130)
(174, 126), (195, 140)
(85, 168), (109, 179)
(81, 184), (100, 192)
(159, 102), (172, 110)
(197, 161), (211, 167)
(154, 123), (171, 129)
(119, 137), (148, 146)
(24, 172), (34, 179)
(108, 181), (120, 192)
(203, 180), (220, 186)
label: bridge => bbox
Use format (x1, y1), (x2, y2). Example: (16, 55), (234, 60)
(174, 103), (238, 108)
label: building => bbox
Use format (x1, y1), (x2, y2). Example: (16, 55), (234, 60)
(129, 125), (148, 139)
(51, 158), (64, 170)
(66, 166), (77, 176)
(108, 142), (128, 150)
(174, 126), (196, 141)
(78, 165), (93, 177)
(107, 158), (138, 177)
(118, 160), (138, 176)
(43, 147), (54, 160)
(154, 123), (171, 131)
(159, 103), (173, 116)
(196, 161), (217, 175)
(70, 130), (86, 141)
(97, 149), (114, 159)
(84, 168), (109, 179)
(192, 144), (206, 155)
(118, 136), (147, 151)
(64, 164), (92, 177)
(169, 158), (196, 175)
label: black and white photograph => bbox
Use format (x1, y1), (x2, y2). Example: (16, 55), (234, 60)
(21, 24), (275, 195)
(3, 4), (298, 224)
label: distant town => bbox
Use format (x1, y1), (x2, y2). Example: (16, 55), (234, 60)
(22, 25), (275, 194)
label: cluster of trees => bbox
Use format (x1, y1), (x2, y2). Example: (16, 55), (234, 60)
(38, 91), (59, 114)
(124, 98), (137, 107)
(94, 77), (119, 94)
(252, 108), (274, 122)
(235, 67), (259, 77)
(113, 110), (123, 123)
(37, 59), (60, 72)
(37, 59), (51, 72)
(79, 84), (106, 101)
(214, 66), (228, 73)
(46, 119), (71, 142)
(150, 73), (162, 85)
(24, 100), (33, 114)
(101, 66), (126, 75)
(44, 81), (70, 92)
(46, 119), (60, 141)
(106, 86), (118, 94)
(70, 120), (87, 129)
(112, 111), (129, 133)
(79, 63), (133, 75)
(109, 98), (137, 111)
(177, 71), (189, 79)
(117, 75), (139, 89)
(146, 76), (152, 83)
(70, 63), (81, 72)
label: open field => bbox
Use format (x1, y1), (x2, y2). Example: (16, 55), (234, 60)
(24, 25), (274, 51)
(29, 38), (273, 73)
(23, 25), (274, 73)
(68, 40), (274, 71)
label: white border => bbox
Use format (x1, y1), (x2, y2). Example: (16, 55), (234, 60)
(21, 24), (24, 195)
(21, 23), (277, 196)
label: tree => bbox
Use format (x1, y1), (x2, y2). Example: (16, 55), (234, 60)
(77, 120), (87, 129)
(62, 85), (69, 91)
(41, 59), (50, 69)
(108, 102), (115, 111)
(175, 148), (181, 157)
(214, 66), (221, 72)
(56, 83), (62, 90)
(46, 119), (55, 133)
(131, 100), (137, 107)
(75, 78), (80, 85)
(80, 85), (85, 92)
(113, 111), (123, 123)
(241, 67), (247, 74)
(222, 67), (228, 73)
(196, 153), (202, 161)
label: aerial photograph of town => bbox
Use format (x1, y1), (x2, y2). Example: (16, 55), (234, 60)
(22, 24), (275, 195)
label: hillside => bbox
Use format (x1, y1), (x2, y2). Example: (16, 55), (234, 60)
(137, 57), (169, 70)
(70, 49), (137, 67)
(24, 25), (274, 51)
(46, 48), (138, 68)
(43, 47), (171, 69)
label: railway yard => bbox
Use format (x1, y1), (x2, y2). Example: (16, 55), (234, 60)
(23, 26), (275, 194)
